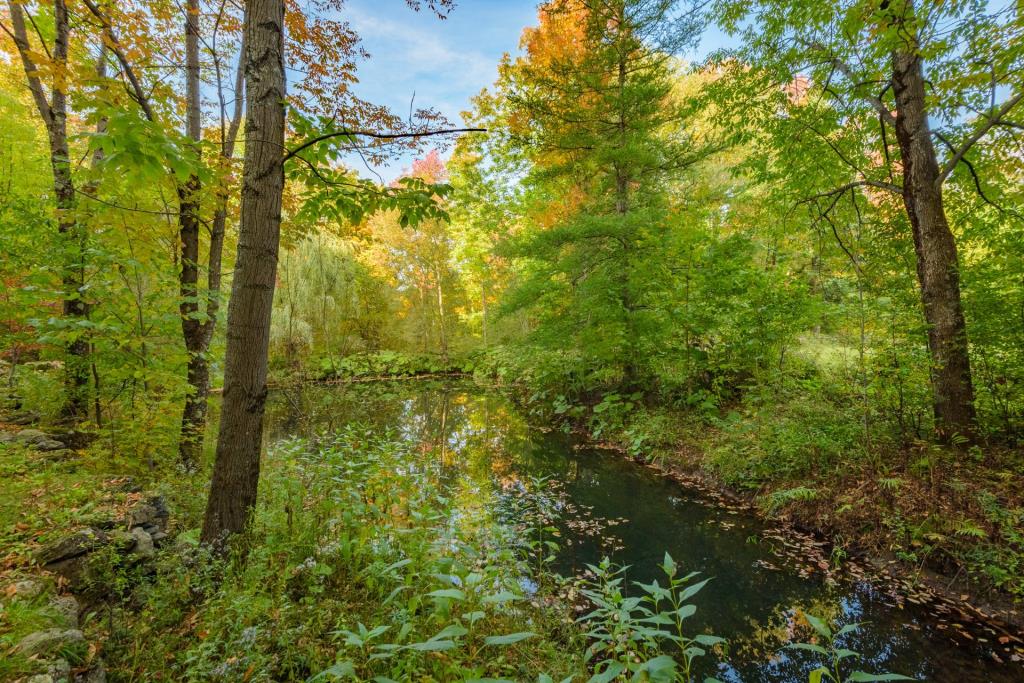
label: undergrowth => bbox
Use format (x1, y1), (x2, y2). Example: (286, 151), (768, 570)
(98, 427), (585, 681)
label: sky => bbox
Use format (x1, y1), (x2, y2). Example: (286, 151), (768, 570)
(341, 0), (539, 179)
(340, 0), (733, 180)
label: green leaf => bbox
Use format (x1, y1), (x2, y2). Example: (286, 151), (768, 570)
(679, 577), (711, 602)
(307, 661), (356, 681)
(804, 614), (832, 639)
(484, 631), (536, 646)
(426, 588), (466, 601)
(481, 591), (521, 604)
(808, 668), (830, 683)
(430, 624), (469, 640)
(587, 661), (626, 683)
(635, 654), (676, 682)
(846, 673), (915, 682)
(405, 639), (457, 652)
(694, 634), (726, 646)
(835, 623), (862, 638)
(785, 642), (829, 655)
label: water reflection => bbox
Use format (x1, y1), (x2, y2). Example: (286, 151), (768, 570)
(264, 381), (1020, 683)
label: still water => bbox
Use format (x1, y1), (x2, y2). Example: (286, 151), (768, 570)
(264, 380), (1021, 683)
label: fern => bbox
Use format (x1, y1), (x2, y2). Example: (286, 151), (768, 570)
(765, 486), (818, 513)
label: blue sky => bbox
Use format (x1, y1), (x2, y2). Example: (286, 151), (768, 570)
(342, 0), (539, 178)
(341, 0), (733, 179)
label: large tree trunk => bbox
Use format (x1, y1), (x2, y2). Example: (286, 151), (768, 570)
(177, 0), (208, 468)
(891, 48), (976, 441)
(201, 0), (286, 544)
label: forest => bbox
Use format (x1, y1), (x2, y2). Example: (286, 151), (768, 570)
(1, 0), (1023, 681)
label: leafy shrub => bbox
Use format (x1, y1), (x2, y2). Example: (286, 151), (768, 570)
(577, 554), (725, 683)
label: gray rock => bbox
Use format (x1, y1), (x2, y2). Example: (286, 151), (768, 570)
(36, 438), (68, 452)
(0, 431), (16, 443)
(26, 675), (56, 683)
(75, 662), (106, 683)
(37, 528), (109, 565)
(126, 496), (168, 532)
(25, 659), (72, 683)
(108, 529), (137, 552)
(16, 428), (50, 444)
(49, 595), (80, 627)
(6, 410), (40, 425)
(9, 578), (45, 599)
(44, 556), (91, 590)
(129, 527), (155, 558)
(5, 428), (67, 451)
(46, 658), (72, 682)
(13, 628), (85, 657)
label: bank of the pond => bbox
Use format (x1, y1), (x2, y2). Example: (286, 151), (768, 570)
(516, 387), (1024, 643)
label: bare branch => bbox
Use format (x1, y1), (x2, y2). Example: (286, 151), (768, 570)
(938, 89), (1023, 185)
(283, 127), (486, 163)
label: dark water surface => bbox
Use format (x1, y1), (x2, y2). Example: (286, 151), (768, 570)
(264, 381), (1020, 683)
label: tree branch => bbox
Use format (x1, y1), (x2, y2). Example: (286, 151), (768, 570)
(938, 89), (1023, 185)
(283, 127), (485, 163)
(825, 54), (897, 126)
(80, 0), (156, 122)
(4, 3), (53, 128)
(934, 131), (1024, 223)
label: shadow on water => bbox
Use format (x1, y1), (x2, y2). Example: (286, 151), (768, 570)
(264, 380), (1021, 683)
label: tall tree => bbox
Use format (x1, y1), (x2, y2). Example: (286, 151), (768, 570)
(176, 0), (208, 467)
(5, 0), (90, 420)
(713, 0), (1024, 440)
(202, 0), (287, 543)
(495, 0), (706, 387)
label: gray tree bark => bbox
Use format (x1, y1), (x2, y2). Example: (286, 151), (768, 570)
(8, 0), (90, 421)
(177, 0), (207, 467)
(202, 0), (286, 544)
(890, 44), (976, 441)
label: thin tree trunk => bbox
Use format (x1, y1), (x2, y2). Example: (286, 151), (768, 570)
(435, 265), (448, 363)
(177, 0), (206, 467)
(613, 10), (637, 385)
(8, 0), (89, 421)
(480, 282), (488, 348)
(179, 11), (245, 468)
(202, 0), (286, 544)
(891, 47), (976, 441)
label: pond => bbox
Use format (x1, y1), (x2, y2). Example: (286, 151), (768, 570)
(264, 380), (1021, 683)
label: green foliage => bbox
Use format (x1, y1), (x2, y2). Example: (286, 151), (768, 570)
(314, 350), (468, 380)
(286, 110), (452, 228)
(577, 553), (724, 683)
(271, 234), (396, 363)
(787, 616), (913, 683)
(705, 378), (872, 488)
(104, 428), (584, 681)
